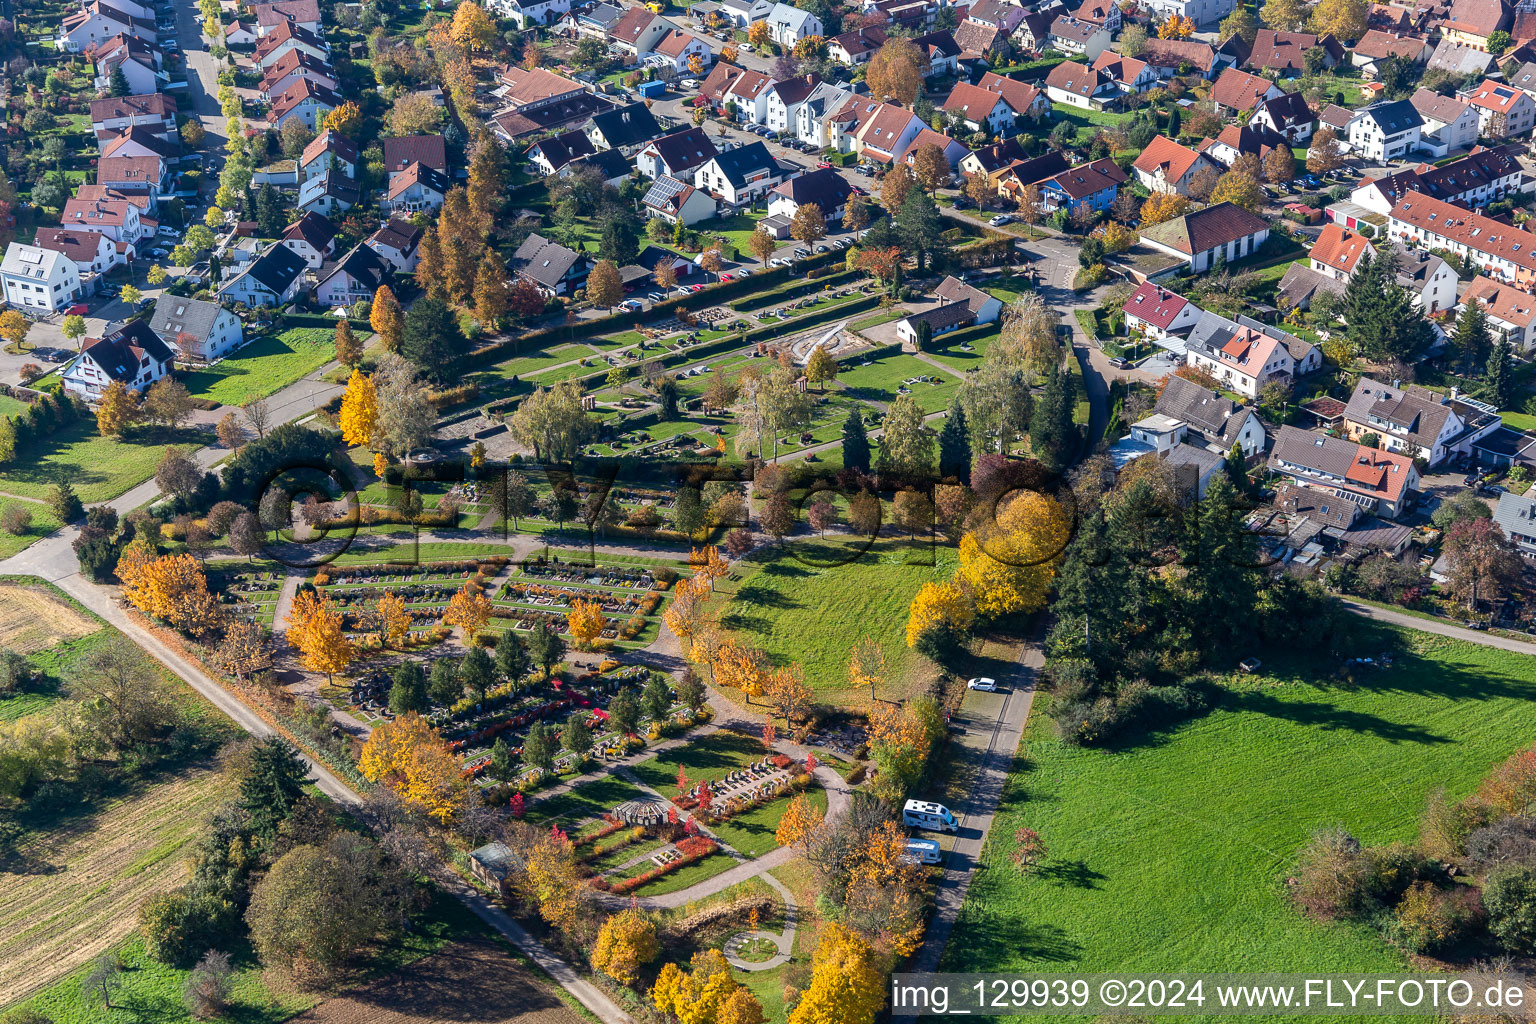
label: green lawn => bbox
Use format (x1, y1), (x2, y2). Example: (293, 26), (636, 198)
(522, 774), (650, 828)
(0, 497), (62, 559)
(0, 393), (31, 419)
(180, 327), (347, 406)
(693, 212), (770, 257)
(944, 627), (1536, 1003)
(632, 851), (739, 897)
(711, 784), (828, 858)
(631, 731), (776, 794)
(711, 537), (954, 705)
(838, 353), (960, 413)
(0, 420), (203, 504)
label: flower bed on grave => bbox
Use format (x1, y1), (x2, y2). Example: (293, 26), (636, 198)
(600, 836), (719, 895)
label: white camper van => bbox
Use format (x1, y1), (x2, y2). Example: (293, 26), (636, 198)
(903, 799), (958, 834)
(904, 837), (942, 864)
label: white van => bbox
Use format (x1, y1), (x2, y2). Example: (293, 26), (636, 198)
(903, 799), (958, 834)
(904, 838), (942, 864)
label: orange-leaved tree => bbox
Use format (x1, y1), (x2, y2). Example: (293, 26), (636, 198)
(358, 711), (465, 822)
(441, 581), (493, 640)
(566, 597), (605, 650)
(376, 589), (411, 648)
(287, 588), (357, 683)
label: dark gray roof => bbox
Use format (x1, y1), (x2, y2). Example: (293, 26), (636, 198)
(1185, 309), (1301, 361)
(646, 127), (718, 175)
(1495, 490), (1536, 542)
(708, 140), (783, 188)
(511, 232), (585, 288)
(241, 242), (307, 294)
(1277, 262), (1345, 308)
(1341, 377), (1454, 449)
(80, 319), (174, 382)
(529, 128), (597, 171)
(1359, 99), (1422, 135)
(149, 295), (224, 343)
(771, 167), (853, 210)
(1274, 480), (1360, 530)
(1269, 424), (1360, 478)
(567, 148), (632, 180)
(590, 102), (662, 149)
(904, 300), (976, 331)
(1153, 374), (1254, 446)
(320, 242), (392, 293)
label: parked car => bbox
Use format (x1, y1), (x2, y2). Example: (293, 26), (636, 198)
(679, 77), (700, 88)
(989, 214), (1012, 226)
(967, 677), (997, 691)
(793, 247), (810, 258)
(1108, 356), (1129, 369)
(720, 271), (735, 281)
(63, 302), (89, 316)
(816, 160), (832, 169)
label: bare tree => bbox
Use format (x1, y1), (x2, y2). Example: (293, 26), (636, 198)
(242, 394), (271, 438)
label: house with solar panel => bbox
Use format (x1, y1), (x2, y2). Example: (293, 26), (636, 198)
(0, 242), (84, 313)
(642, 175), (718, 227)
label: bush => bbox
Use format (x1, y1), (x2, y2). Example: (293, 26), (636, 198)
(1290, 827), (1369, 919)
(1465, 817), (1536, 873)
(0, 506), (31, 535)
(1484, 866), (1536, 953)
(1391, 881), (1483, 954)
(139, 887), (236, 967)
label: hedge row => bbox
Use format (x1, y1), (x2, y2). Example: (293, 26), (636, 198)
(281, 313), (371, 332)
(728, 268), (864, 311)
(466, 251), (843, 370)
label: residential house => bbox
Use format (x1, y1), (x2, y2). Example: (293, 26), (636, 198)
(1132, 134), (1220, 195)
(99, 125), (178, 166)
(942, 81), (1016, 133)
(269, 78), (341, 131)
(254, 21), (330, 69)
(1463, 274), (1536, 349)
(219, 242), (308, 307)
(1046, 16), (1110, 60)
(1464, 79), (1536, 137)
(1340, 99), (1422, 160)
(897, 128), (969, 171)
(1340, 377), (1485, 465)
(365, 218), (423, 274)
(1209, 67), (1283, 115)
(716, 0), (774, 27)
(526, 129), (597, 176)
(1072, 0), (1122, 30)
(639, 128), (720, 183)
(315, 243), (392, 309)
(977, 71), (1050, 122)
(1506, 60), (1536, 102)
(1124, 280), (1202, 341)
(911, 31), (962, 78)
(149, 296), (244, 362)
(382, 135), (448, 175)
(1140, 0), (1235, 28)
(1440, 0), (1509, 51)
(1351, 30), (1434, 76)
(1183, 309), (1312, 398)
(1350, 146), (1523, 214)
(934, 275), (1003, 323)
(57, 1), (155, 51)
(1012, 8), (1059, 54)
(259, 50), (337, 99)
(34, 227), (120, 279)
(1140, 37), (1220, 78)
(962, 137), (1041, 187)
(564, 149), (631, 186)
(563, 1), (623, 36)
(92, 35), (167, 94)
(1426, 39), (1498, 77)
(279, 211), (337, 268)
(1091, 50), (1158, 98)
(298, 129), (357, 182)
(829, 25), (888, 64)
(1043, 59), (1115, 109)
(1139, 202), (1270, 274)
(1250, 92), (1316, 143)
(896, 300), (977, 349)
(1033, 156), (1126, 217)
(250, 0), (321, 35)
(1409, 88), (1480, 155)
(952, 19), (1010, 63)
(89, 93), (177, 142)
(61, 321), (175, 402)
(699, 62), (774, 123)
(61, 194), (146, 244)
(1200, 122), (1290, 168)
(767, 167), (854, 224)
(489, 0), (571, 28)
(642, 174), (717, 226)
(767, 2), (823, 46)
(795, 81), (856, 148)
(96, 155), (164, 199)
(383, 161), (449, 214)
(763, 75), (822, 135)
(995, 150), (1073, 201)
(1247, 30), (1341, 74)
(651, 29), (712, 73)
(1493, 491), (1536, 555)
(296, 168), (359, 216)
(587, 103), (663, 157)
(0, 243), (82, 312)
(224, 19), (257, 45)
(694, 141), (786, 206)
(510, 232), (590, 296)
(607, 7), (676, 55)
(1388, 192), (1536, 288)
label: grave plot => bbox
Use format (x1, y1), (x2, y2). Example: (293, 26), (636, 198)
(485, 559), (688, 648)
(206, 567), (284, 628)
(312, 558), (509, 643)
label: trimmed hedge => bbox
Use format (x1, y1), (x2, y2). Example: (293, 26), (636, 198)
(281, 312), (372, 332)
(728, 269), (864, 311)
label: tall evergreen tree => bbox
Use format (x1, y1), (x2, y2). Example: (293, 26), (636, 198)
(842, 408), (871, 472)
(894, 188), (945, 273)
(937, 400), (972, 483)
(1178, 475), (1257, 653)
(496, 630), (530, 683)
(1028, 364), (1077, 473)
(1452, 297), (1491, 373)
(1342, 248), (1433, 362)
(400, 298), (467, 385)
(1487, 335), (1515, 409)
(237, 738), (308, 841)
(1053, 508), (1143, 672)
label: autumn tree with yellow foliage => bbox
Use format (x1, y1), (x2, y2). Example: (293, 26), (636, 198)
(957, 489), (1071, 616)
(848, 635), (886, 704)
(1140, 191), (1192, 226)
(1157, 12), (1195, 36)
(117, 548), (222, 638)
(96, 380), (141, 436)
(450, 1), (496, 49)
(338, 369), (378, 447)
(788, 923), (885, 1024)
(776, 792), (824, 848)
(662, 576), (708, 653)
(519, 830), (590, 932)
(844, 820), (928, 955)
(566, 597), (605, 650)
(358, 711), (465, 822)
(590, 908), (659, 986)
(652, 950), (766, 1024)
(689, 545), (729, 591)
(286, 589), (357, 683)
(905, 580), (975, 647)
(441, 581), (493, 640)
(375, 590), (411, 648)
